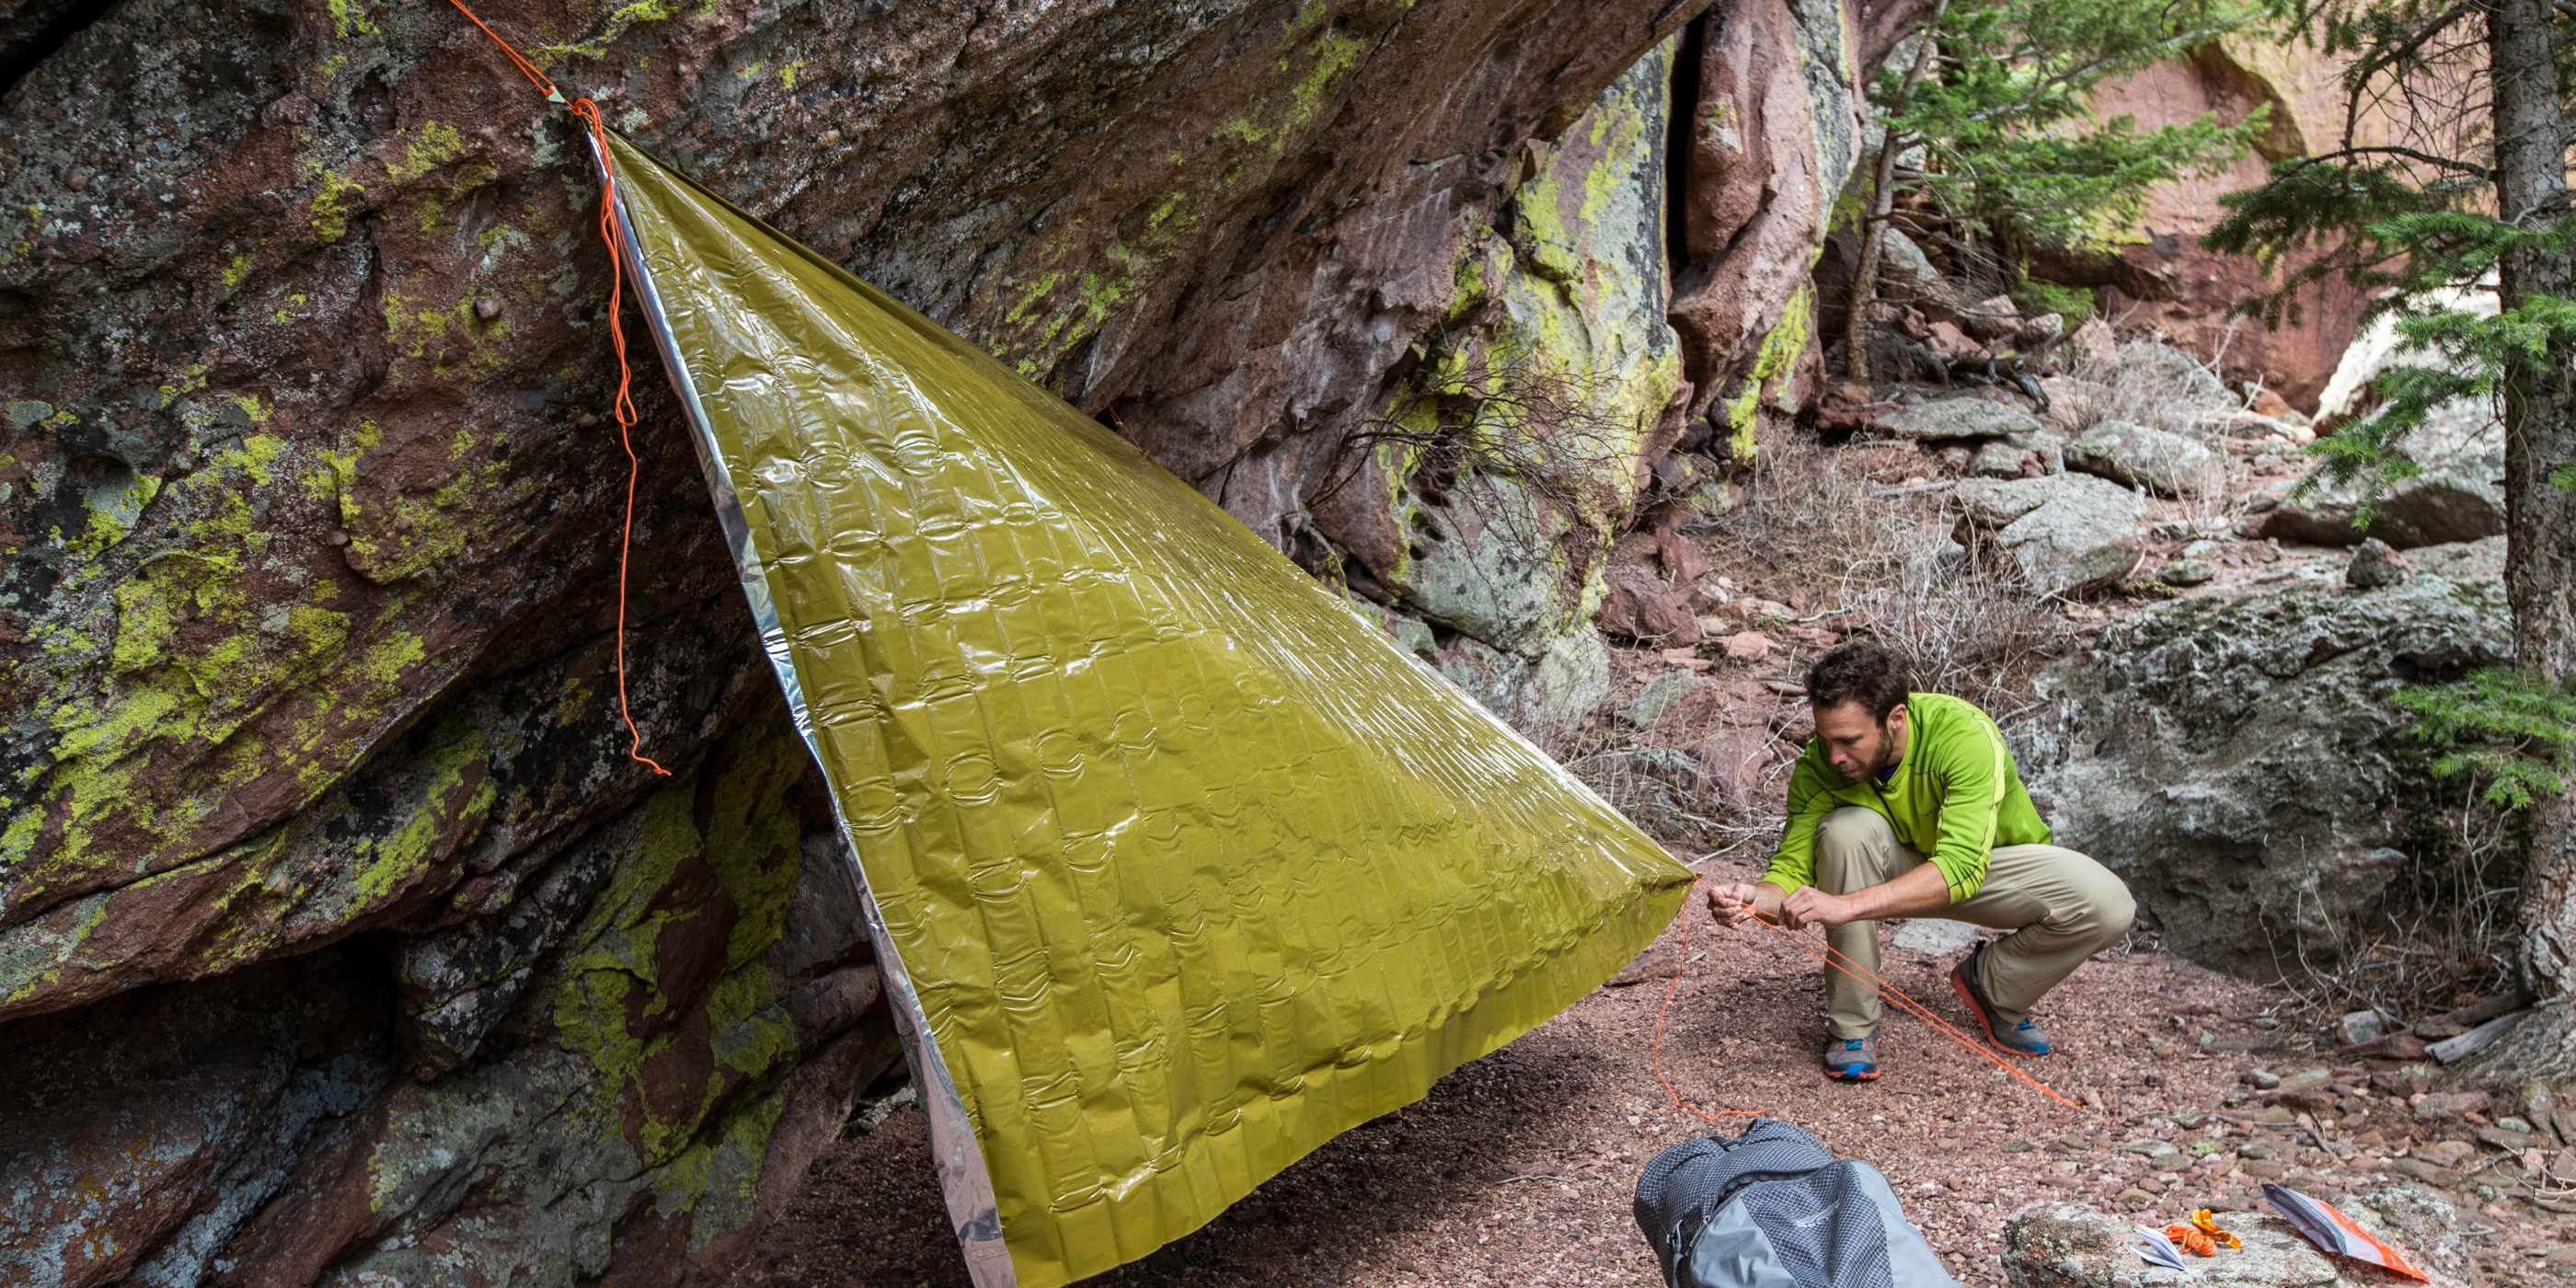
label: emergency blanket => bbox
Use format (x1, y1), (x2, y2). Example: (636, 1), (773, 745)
(595, 132), (1695, 1286)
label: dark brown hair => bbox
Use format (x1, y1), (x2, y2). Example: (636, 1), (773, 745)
(1805, 642), (1911, 721)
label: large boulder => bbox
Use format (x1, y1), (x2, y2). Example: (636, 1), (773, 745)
(2259, 414), (2502, 548)
(1885, 396), (2050, 442)
(1949, 474), (2151, 596)
(2002, 1185), (2473, 1288)
(2020, 541), (2512, 979)
(2116, 339), (2242, 415)
(0, 712), (899, 1286)
(1971, 431), (2067, 478)
(2260, 293), (2506, 547)
(2066, 419), (2226, 499)
(0, 0), (1760, 1279)
(1313, 0), (1874, 673)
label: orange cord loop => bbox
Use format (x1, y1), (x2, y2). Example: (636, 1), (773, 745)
(443, 0), (668, 777)
(443, 0), (559, 100)
(1651, 876), (2088, 1124)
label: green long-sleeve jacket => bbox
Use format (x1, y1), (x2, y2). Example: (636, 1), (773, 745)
(1759, 691), (2051, 903)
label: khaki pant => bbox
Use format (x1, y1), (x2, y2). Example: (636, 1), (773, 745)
(1814, 807), (2134, 1039)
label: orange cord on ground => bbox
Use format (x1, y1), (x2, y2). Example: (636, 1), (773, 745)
(444, 0), (669, 777)
(1652, 880), (1759, 1122)
(1651, 876), (2089, 1123)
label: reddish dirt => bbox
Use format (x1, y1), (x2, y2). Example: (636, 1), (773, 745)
(734, 894), (2575, 1287)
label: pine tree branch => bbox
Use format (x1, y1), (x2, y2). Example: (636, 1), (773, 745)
(2291, 143), (2492, 178)
(2339, 0), (2480, 153)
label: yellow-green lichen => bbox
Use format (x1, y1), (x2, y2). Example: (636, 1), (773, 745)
(1453, 224), (1504, 322)
(5, 202), (46, 267)
(310, 170), (365, 244)
(326, 0), (378, 38)
(541, 0), (714, 61)
(156, 363), (210, 409)
(0, 891), (112, 1008)
(349, 725), (494, 905)
(1216, 26), (1369, 151)
(344, 454), (515, 583)
(380, 282), (513, 378)
(64, 472), (163, 562)
(0, 428), (389, 886)
(1721, 281), (1816, 461)
(545, 728), (805, 1165)
(652, 1082), (788, 1251)
(1004, 270), (1061, 326)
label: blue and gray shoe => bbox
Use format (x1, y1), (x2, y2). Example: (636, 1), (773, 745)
(1823, 1032), (1880, 1082)
(1951, 944), (2051, 1056)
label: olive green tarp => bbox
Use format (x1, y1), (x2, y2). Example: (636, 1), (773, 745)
(600, 131), (1694, 1287)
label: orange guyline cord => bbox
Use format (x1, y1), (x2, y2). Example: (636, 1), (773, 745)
(1652, 876), (2088, 1121)
(445, 0), (669, 777)
(445, 0), (2088, 1124)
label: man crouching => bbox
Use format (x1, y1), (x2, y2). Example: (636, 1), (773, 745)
(1706, 641), (2134, 1082)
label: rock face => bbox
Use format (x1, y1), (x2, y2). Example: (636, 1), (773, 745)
(1316, 39), (1688, 658)
(1667, 0), (1866, 461)
(2001, 1185), (2474, 1288)
(2067, 41), (2398, 408)
(0, 0), (1869, 1279)
(2021, 542), (2513, 979)
(0, 709), (899, 1285)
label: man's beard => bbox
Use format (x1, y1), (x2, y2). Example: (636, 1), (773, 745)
(1867, 721), (1901, 776)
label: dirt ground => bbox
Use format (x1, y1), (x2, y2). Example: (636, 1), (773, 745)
(733, 890), (2576, 1287)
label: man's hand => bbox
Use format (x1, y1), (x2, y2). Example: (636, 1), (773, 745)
(1703, 880), (1773, 928)
(1780, 886), (1859, 930)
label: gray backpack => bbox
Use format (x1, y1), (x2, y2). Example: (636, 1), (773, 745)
(1632, 1118), (1964, 1288)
